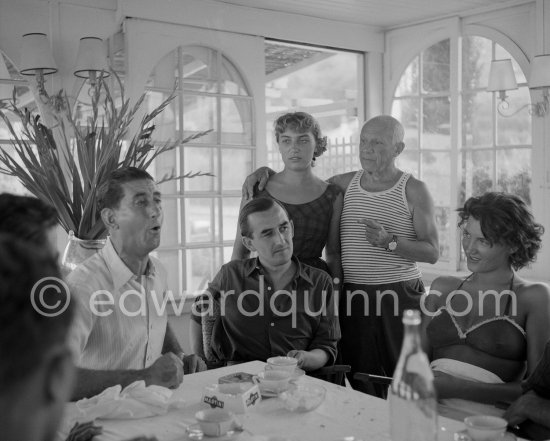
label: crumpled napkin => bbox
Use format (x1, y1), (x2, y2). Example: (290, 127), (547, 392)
(75, 380), (186, 420)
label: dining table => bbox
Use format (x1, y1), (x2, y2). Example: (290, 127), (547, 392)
(55, 361), (472, 441)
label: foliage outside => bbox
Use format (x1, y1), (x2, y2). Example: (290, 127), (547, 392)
(0, 78), (212, 240)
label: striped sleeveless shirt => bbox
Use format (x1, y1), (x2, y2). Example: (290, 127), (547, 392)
(341, 170), (421, 284)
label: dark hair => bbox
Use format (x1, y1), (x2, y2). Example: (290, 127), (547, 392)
(97, 167), (154, 211)
(274, 112), (328, 160)
(0, 234), (73, 392)
(0, 193), (57, 246)
(238, 197), (289, 238)
(458, 192), (544, 270)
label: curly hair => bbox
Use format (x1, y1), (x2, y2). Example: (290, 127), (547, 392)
(273, 112), (328, 162)
(458, 192), (544, 270)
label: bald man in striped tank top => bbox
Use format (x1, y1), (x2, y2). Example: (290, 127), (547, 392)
(243, 115), (439, 397)
(328, 115), (439, 397)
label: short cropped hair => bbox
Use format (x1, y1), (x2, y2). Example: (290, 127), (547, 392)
(0, 235), (73, 392)
(0, 193), (57, 246)
(238, 197), (289, 238)
(458, 192), (544, 270)
(364, 115), (405, 146)
(97, 167), (154, 211)
(274, 112), (327, 158)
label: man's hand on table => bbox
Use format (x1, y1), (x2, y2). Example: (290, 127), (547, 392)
(145, 353), (183, 389)
(183, 354), (207, 374)
(504, 390), (545, 426)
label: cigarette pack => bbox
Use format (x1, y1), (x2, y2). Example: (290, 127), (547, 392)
(201, 382), (261, 413)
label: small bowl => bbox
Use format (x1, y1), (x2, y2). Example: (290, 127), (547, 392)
(279, 384), (326, 412)
(464, 415), (507, 441)
(195, 409), (235, 437)
(253, 370), (292, 394)
(266, 356), (298, 373)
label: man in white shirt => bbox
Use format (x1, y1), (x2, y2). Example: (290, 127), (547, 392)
(68, 167), (205, 400)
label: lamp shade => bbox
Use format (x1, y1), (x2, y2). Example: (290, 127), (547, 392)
(487, 59), (517, 92)
(529, 54), (550, 90)
(0, 54), (13, 100)
(19, 33), (58, 76)
(73, 37), (110, 79)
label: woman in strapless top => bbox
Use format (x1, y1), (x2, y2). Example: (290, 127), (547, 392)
(421, 192), (550, 413)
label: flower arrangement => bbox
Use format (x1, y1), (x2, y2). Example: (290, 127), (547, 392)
(0, 77), (212, 240)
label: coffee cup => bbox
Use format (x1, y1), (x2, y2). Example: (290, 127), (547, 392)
(464, 415), (507, 441)
(266, 356), (298, 373)
(195, 409), (235, 437)
(253, 370), (292, 394)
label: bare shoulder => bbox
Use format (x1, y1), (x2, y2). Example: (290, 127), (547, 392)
(405, 175), (433, 203)
(515, 278), (550, 308)
(428, 276), (463, 303)
(328, 171), (357, 192)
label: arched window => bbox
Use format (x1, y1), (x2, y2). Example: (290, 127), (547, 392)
(145, 46), (255, 294)
(391, 37), (531, 267)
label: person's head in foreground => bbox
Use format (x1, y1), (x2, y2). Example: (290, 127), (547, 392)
(359, 115), (405, 174)
(239, 197), (294, 269)
(0, 193), (59, 259)
(274, 111), (328, 169)
(0, 235), (74, 441)
(458, 192), (544, 272)
(97, 167), (163, 258)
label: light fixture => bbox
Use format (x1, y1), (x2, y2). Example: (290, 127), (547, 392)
(73, 37), (110, 86)
(19, 33), (58, 105)
(487, 56), (550, 117)
(17, 33), (110, 112)
(0, 54), (13, 103)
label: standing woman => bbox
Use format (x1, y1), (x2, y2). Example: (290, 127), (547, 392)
(232, 112), (343, 281)
(422, 192), (550, 418)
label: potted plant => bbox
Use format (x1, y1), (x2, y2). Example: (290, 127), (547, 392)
(0, 77), (211, 268)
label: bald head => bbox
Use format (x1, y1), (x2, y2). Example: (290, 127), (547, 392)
(363, 115), (404, 146)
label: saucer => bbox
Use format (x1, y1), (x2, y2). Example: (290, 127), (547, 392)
(453, 429), (516, 441)
(186, 423), (241, 440)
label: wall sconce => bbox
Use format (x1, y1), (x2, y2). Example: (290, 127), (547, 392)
(18, 33), (110, 112)
(487, 55), (550, 117)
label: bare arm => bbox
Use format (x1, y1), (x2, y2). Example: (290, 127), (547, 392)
(71, 353), (183, 400)
(327, 171), (355, 194)
(325, 191), (343, 287)
(523, 283), (550, 375)
(505, 390), (550, 428)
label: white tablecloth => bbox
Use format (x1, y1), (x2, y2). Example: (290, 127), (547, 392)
(56, 361), (466, 441)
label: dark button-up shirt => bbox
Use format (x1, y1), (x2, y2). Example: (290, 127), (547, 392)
(192, 256), (340, 364)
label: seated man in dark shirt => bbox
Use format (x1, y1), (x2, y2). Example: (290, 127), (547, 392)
(190, 197), (340, 371)
(504, 341), (550, 440)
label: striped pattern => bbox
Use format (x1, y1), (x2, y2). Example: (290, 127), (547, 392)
(341, 170), (421, 284)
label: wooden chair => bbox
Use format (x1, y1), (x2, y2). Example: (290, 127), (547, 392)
(308, 364), (351, 386)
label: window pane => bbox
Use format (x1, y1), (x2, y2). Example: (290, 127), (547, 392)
(462, 36), (492, 90)
(422, 39), (450, 93)
(392, 98), (419, 150)
(395, 57), (419, 97)
(182, 49), (218, 93)
(184, 198), (219, 243)
(462, 91), (492, 147)
(221, 149), (253, 191)
(155, 147), (179, 194)
(220, 58), (249, 95)
(496, 87), (532, 145)
(461, 150), (493, 200)
(396, 150), (419, 175)
(221, 98), (253, 145)
(423, 97), (450, 149)
(496, 148), (531, 204)
(222, 197), (241, 242)
(146, 91), (179, 141)
(422, 151), (450, 206)
(435, 206), (451, 261)
(183, 147), (218, 192)
(186, 247), (220, 292)
(183, 94), (217, 143)
(160, 198), (180, 247)
(147, 52), (177, 89)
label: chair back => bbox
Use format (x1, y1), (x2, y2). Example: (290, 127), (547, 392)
(309, 364), (351, 386)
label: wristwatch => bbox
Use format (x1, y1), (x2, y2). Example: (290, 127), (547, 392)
(386, 235), (398, 252)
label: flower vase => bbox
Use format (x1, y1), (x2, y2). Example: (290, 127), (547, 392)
(61, 231), (106, 274)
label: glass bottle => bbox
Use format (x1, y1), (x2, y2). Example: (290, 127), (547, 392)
(389, 309), (437, 441)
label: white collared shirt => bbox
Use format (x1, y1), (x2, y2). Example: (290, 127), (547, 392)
(67, 237), (168, 370)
